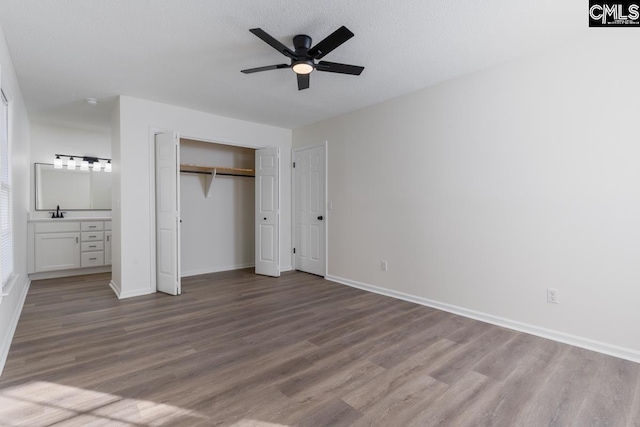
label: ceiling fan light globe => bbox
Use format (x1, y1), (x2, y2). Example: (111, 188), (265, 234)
(292, 61), (314, 75)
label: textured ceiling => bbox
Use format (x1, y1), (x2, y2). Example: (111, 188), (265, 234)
(0, 0), (585, 131)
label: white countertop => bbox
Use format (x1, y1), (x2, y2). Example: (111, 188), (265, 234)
(28, 217), (112, 222)
(28, 211), (112, 222)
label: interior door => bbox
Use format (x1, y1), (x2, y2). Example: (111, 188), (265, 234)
(255, 147), (280, 277)
(155, 132), (181, 295)
(294, 145), (326, 276)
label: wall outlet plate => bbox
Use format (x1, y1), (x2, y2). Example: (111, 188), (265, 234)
(547, 288), (558, 304)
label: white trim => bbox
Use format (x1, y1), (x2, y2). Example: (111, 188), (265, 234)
(110, 280), (153, 299)
(119, 288), (154, 299)
(279, 265), (293, 272)
(0, 272), (18, 297)
(326, 274), (640, 364)
(29, 266), (110, 281)
(181, 263), (255, 278)
(109, 279), (121, 298)
(0, 278), (30, 376)
(291, 141), (328, 277)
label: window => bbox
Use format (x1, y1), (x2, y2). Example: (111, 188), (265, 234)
(0, 89), (12, 290)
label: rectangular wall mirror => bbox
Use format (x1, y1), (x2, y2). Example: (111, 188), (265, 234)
(35, 163), (112, 210)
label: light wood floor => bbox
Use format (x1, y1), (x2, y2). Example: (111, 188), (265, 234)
(1, 269), (639, 426)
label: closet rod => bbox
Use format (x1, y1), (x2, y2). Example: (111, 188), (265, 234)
(180, 170), (255, 178)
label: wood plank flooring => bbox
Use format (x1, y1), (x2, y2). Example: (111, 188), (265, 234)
(1, 269), (639, 426)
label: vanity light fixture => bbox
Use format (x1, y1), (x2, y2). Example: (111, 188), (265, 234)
(53, 154), (112, 173)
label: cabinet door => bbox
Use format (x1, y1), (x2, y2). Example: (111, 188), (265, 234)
(105, 231), (112, 265)
(35, 232), (81, 272)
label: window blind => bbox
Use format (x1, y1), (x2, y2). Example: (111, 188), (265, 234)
(0, 90), (12, 288)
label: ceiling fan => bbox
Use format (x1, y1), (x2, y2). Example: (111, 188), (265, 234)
(241, 26), (364, 91)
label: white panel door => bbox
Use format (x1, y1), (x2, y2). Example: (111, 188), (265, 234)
(255, 147), (280, 277)
(155, 132), (181, 295)
(294, 145), (326, 276)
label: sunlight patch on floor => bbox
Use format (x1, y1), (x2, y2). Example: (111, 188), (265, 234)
(0, 381), (207, 426)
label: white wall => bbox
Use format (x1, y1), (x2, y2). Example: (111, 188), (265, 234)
(30, 122), (110, 163)
(180, 139), (255, 276)
(30, 122), (111, 212)
(113, 96), (291, 298)
(293, 32), (640, 361)
(0, 25), (31, 374)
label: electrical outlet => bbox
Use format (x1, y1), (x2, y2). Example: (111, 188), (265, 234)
(381, 260), (388, 272)
(547, 288), (558, 304)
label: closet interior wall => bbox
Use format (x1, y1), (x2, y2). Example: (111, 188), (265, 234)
(180, 139), (255, 277)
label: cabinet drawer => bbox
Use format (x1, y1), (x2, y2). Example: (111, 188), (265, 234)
(81, 241), (104, 252)
(81, 221), (104, 231)
(35, 221), (80, 233)
(81, 251), (104, 267)
(104, 221), (112, 231)
(81, 231), (104, 242)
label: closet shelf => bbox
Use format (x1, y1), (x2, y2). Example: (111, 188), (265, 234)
(179, 164), (255, 198)
(180, 164), (255, 177)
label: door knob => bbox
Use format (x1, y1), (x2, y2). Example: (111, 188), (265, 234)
(317, 216), (323, 220)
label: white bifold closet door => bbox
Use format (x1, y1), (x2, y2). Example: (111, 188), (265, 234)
(255, 147), (280, 277)
(155, 132), (181, 295)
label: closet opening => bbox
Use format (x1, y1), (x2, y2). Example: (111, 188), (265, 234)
(179, 138), (257, 278)
(153, 132), (281, 295)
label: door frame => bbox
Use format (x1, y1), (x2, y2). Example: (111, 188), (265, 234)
(292, 140), (328, 277)
(148, 129), (284, 292)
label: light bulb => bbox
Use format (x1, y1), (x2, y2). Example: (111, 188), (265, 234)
(67, 157), (76, 170)
(292, 61), (314, 75)
(54, 156), (63, 169)
(80, 160), (89, 171)
(92, 161), (101, 172)
(104, 160), (112, 173)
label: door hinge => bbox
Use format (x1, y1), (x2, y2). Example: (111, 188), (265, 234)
(293, 162), (296, 168)
(293, 248), (296, 254)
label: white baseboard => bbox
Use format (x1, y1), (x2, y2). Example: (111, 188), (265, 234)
(109, 280), (121, 298)
(181, 263), (255, 278)
(326, 275), (640, 364)
(0, 277), (31, 377)
(110, 280), (153, 299)
(29, 266), (111, 281)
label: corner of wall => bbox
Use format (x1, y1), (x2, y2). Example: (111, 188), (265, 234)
(0, 277), (30, 376)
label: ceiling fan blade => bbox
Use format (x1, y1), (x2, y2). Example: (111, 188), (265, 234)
(241, 64), (290, 74)
(316, 61), (364, 76)
(297, 73), (310, 90)
(308, 26), (354, 59)
(249, 28), (297, 60)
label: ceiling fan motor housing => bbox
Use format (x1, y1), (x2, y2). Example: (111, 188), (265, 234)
(293, 34), (313, 55)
